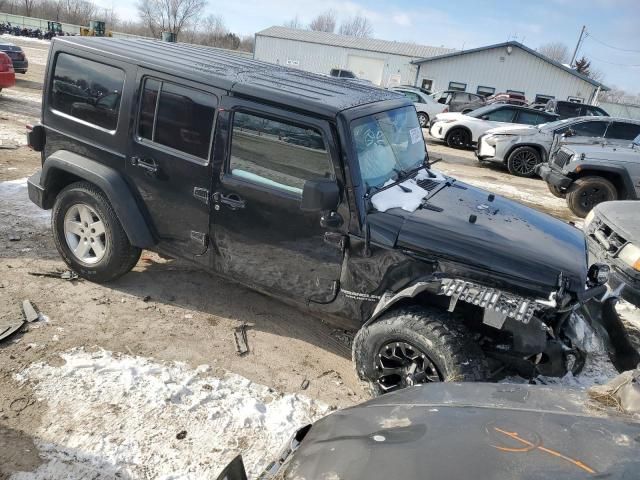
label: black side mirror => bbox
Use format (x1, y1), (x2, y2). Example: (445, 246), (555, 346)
(215, 455), (248, 480)
(563, 128), (576, 138)
(301, 178), (339, 212)
(437, 98), (446, 104)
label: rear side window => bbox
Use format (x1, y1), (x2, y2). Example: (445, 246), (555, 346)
(485, 108), (516, 123)
(229, 112), (333, 195)
(50, 53), (124, 131)
(137, 78), (216, 160)
(605, 122), (640, 141)
(516, 110), (547, 125)
(571, 121), (608, 137)
(585, 106), (608, 117)
(556, 102), (582, 118)
(400, 91), (421, 102)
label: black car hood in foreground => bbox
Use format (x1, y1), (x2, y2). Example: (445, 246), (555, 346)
(283, 383), (640, 479)
(369, 179), (588, 296)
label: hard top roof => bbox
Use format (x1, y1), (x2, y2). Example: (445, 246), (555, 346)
(54, 37), (402, 117)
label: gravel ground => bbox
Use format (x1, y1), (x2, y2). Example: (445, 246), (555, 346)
(0, 34), (638, 480)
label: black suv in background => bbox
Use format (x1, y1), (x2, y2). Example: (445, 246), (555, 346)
(26, 37), (632, 393)
(545, 99), (609, 119)
(0, 41), (28, 73)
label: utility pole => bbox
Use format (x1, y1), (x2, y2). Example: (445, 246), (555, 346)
(570, 25), (586, 67)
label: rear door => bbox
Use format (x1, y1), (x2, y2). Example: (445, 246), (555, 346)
(209, 97), (345, 303)
(126, 73), (220, 256)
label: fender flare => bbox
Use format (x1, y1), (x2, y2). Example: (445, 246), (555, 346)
(40, 150), (156, 248)
(363, 280), (441, 328)
(572, 164), (637, 200)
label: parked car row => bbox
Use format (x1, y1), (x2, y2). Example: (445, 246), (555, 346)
(0, 40), (28, 74)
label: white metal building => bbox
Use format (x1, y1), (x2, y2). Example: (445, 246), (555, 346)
(254, 26), (454, 87)
(412, 42), (607, 104)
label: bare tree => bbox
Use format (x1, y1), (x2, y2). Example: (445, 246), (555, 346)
(283, 14), (302, 29)
(23, 0), (37, 16)
(338, 14), (372, 37)
(309, 9), (336, 32)
(538, 42), (570, 64)
(137, 0), (207, 38)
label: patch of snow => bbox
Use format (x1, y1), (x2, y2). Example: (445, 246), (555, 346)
(0, 178), (50, 227)
(1, 33), (51, 45)
(13, 348), (329, 480)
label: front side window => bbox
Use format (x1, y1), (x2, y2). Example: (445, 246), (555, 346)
(137, 78), (216, 159)
(585, 106), (608, 117)
(50, 53), (124, 130)
(400, 90), (421, 103)
(484, 107), (516, 123)
(351, 106), (425, 189)
(517, 110), (547, 125)
(571, 120), (608, 137)
(557, 102), (582, 117)
(229, 112), (333, 195)
(605, 122), (640, 141)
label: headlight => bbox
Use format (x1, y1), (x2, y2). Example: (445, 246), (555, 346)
(587, 263), (610, 286)
(584, 210), (596, 229)
(618, 243), (640, 271)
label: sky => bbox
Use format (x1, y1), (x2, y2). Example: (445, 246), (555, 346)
(95, 0), (640, 92)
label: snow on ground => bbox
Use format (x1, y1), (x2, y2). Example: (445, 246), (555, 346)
(1, 33), (51, 45)
(0, 178), (50, 226)
(13, 348), (330, 480)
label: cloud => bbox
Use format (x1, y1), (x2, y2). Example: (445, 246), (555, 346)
(392, 13), (411, 26)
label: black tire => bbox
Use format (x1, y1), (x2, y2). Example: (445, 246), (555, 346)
(547, 183), (565, 198)
(417, 112), (429, 128)
(52, 181), (141, 282)
(566, 176), (617, 218)
(506, 146), (541, 177)
(353, 305), (489, 395)
(446, 128), (471, 149)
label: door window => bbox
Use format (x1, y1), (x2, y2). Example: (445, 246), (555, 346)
(516, 110), (547, 125)
(484, 107), (516, 122)
(605, 122), (640, 141)
(400, 90), (421, 102)
(556, 102), (582, 118)
(229, 112), (334, 195)
(50, 53), (125, 131)
(570, 120), (608, 137)
(137, 78), (216, 160)
(584, 106), (609, 117)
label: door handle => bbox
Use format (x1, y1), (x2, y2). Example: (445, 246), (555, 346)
(213, 192), (246, 210)
(131, 156), (158, 174)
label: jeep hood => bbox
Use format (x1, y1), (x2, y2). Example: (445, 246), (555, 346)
(562, 143), (640, 161)
(282, 383), (640, 480)
(368, 179), (588, 296)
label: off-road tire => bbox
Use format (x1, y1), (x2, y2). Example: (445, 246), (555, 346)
(506, 146), (541, 177)
(353, 305), (489, 395)
(446, 128), (471, 149)
(547, 183), (565, 198)
(52, 181), (141, 283)
(417, 112), (429, 128)
(566, 176), (617, 218)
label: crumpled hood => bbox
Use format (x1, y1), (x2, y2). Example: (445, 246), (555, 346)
(594, 201), (640, 241)
(563, 142), (640, 161)
(486, 125), (539, 136)
(369, 180), (588, 296)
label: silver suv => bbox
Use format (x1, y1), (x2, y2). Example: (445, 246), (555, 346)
(537, 135), (640, 217)
(477, 117), (640, 177)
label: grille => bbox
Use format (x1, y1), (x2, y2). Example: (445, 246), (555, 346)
(554, 149), (573, 168)
(416, 178), (441, 191)
(590, 220), (627, 256)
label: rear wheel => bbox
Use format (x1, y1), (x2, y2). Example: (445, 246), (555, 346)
(52, 182), (141, 282)
(417, 112), (429, 128)
(506, 146), (541, 177)
(446, 128), (471, 149)
(566, 176), (617, 218)
(353, 306), (488, 395)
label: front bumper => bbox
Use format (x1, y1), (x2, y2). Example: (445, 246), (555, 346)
(429, 122), (446, 140)
(537, 164), (573, 189)
(476, 134), (498, 161)
(27, 170), (47, 209)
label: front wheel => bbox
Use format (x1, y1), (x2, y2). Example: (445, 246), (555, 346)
(353, 306), (489, 395)
(446, 128), (471, 149)
(417, 112), (429, 128)
(52, 181), (141, 282)
(566, 176), (617, 218)
(547, 183), (565, 198)
(507, 146), (541, 177)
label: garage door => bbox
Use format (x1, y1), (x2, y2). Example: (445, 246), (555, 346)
(347, 55), (385, 85)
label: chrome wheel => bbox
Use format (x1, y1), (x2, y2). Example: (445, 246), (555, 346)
(418, 113), (428, 128)
(63, 204), (107, 264)
(375, 341), (442, 393)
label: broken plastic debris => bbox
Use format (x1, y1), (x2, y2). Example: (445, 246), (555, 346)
(22, 300), (39, 322)
(234, 324), (250, 356)
(0, 321), (24, 342)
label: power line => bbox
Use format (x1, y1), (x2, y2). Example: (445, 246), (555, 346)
(583, 52), (640, 67)
(585, 32), (640, 54)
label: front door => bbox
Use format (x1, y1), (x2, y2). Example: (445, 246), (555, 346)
(126, 73), (220, 256)
(210, 98), (345, 303)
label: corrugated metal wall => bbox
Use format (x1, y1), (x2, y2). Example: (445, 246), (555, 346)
(254, 35), (419, 86)
(598, 102), (640, 120)
(416, 45), (598, 102)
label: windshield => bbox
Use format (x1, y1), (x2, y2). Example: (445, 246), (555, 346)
(351, 106), (426, 190)
(466, 104), (502, 118)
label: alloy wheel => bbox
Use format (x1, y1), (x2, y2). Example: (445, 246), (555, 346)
(63, 203), (107, 264)
(448, 130), (469, 147)
(511, 150), (538, 175)
(375, 341), (442, 392)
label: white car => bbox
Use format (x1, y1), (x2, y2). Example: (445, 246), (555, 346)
(390, 87), (447, 128)
(428, 104), (559, 149)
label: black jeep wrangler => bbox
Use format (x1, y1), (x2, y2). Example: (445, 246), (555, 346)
(26, 37), (630, 393)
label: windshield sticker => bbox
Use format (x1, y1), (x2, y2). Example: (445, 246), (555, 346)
(410, 127), (422, 144)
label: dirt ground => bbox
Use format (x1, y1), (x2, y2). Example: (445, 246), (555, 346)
(0, 35), (638, 479)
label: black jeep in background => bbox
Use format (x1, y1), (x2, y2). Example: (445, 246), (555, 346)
(26, 37), (634, 393)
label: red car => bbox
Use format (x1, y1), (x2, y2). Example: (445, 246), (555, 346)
(0, 51), (15, 92)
